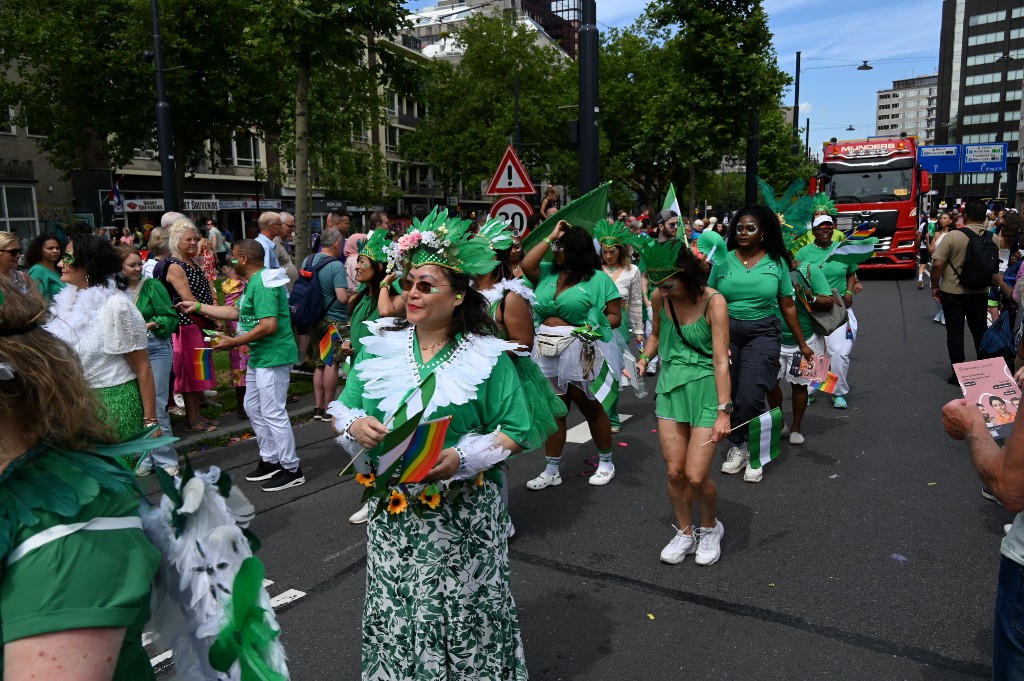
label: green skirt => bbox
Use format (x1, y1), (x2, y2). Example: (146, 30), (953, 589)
(655, 373), (718, 428)
(512, 354), (568, 451)
(96, 380), (144, 469)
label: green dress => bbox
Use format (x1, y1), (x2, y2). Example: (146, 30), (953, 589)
(27, 264), (64, 302)
(654, 294), (720, 428)
(334, 327), (532, 681)
(484, 281), (567, 450)
(0, 445), (160, 680)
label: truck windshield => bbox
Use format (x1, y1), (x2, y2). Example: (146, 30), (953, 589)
(829, 169), (912, 203)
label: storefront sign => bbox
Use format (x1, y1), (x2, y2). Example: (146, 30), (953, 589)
(183, 199), (220, 211)
(122, 198), (165, 213)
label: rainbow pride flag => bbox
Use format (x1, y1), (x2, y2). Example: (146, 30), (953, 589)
(193, 347), (214, 381)
(320, 323), (342, 366)
(850, 223), (876, 239)
(809, 371), (840, 395)
(396, 417), (452, 484)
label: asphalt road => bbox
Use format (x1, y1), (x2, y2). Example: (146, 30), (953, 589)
(151, 273), (1010, 680)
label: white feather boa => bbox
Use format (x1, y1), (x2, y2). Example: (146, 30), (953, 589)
(44, 279), (128, 345)
(479, 277), (537, 308)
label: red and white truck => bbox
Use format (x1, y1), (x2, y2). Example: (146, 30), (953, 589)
(811, 136), (931, 272)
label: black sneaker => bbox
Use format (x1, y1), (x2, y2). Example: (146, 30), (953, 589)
(311, 408), (324, 421)
(262, 467), (305, 492)
(245, 461), (283, 481)
(291, 363), (315, 375)
(982, 486), (1004, 506)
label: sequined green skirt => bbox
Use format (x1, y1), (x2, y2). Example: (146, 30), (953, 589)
(96, 380), (144, 469)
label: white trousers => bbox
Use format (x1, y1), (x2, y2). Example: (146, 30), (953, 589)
(824, 308), (858, 397)
(244, 364), (299, 471)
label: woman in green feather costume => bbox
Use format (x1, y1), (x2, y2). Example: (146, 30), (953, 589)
(0, 277), (160, 681)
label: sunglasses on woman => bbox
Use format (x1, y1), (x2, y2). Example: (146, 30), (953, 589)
(400, 279), (452, 295)
(1, 248), (21, 257)
(61, 252), (76, 265)
(735, 222), (760, 234)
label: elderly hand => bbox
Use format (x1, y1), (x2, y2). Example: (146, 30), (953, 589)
(421, 448), (460, 482)
(942, 399), (987, 441)
(349, 416), (389, 450)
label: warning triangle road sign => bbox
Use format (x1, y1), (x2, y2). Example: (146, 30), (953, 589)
(486, 145), (536, 196)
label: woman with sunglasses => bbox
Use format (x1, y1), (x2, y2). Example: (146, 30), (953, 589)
(44, 234), (159, 468)
(635, 240), (731, 565)
(328, 209), (531, 680)
(522, 220), (623, 489)
(0, 232), (37, 297)
(25, 233), (65, 302)
(708, 205), (810, 483)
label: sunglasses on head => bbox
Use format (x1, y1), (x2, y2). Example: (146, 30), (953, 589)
(656, 279), (679, 291)
(400, 279), (451, 294)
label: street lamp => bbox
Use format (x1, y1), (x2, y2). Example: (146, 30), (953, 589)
(147, 0), (178, 211)
(791, 54), (874, 164)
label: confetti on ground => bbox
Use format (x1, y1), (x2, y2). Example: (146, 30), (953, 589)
(829, 474), (839, 479)
(927, 482), (938, 486)
(768, 583), (776, 587)
(647, 613), (655, 620)
(891, 553), (909, 563)
(617, 442), (628, 447)
(651, 429), (657, 433)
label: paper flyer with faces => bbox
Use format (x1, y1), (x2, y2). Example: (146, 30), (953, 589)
(953, 358), (1020, 441)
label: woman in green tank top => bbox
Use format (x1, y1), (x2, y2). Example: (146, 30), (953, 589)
(636, 241), (732, 567)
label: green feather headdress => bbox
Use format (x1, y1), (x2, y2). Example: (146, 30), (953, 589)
(757, 176), (814, 252)
(476, 217), (515, 253)
(358, 228), (389, 264)
(385, 207), (497, 276)
(637, 239), (684, 285)
(811, 192), (837, 216)
(593, 221), (630, 248)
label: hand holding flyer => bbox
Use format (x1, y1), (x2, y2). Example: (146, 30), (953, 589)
(952, 358), (1021, 441)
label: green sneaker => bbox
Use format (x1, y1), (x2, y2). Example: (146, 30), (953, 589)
(833, 395), (848, 409)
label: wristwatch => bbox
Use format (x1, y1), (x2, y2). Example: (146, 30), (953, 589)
(717, 402), (734, 413)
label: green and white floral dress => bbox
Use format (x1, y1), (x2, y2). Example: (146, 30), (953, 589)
(328, 320), (532, 681)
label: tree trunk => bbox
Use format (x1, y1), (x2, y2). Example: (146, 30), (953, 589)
(688, 162), (697, 220)
(293, 48), (312, 263)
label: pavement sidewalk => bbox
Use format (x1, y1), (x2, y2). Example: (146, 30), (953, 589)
(172, 392), (320, 454)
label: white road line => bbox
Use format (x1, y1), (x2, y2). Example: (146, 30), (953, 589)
(269, 589), (307, 608)
(566, 414), (631, 443)
(148, 581), (303, 668)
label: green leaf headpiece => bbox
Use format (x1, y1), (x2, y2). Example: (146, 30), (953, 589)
(593, 221), (630, 248)
(385, 207), (497, 276)
(358, 228), (389, 264)
(476, 217), (515, 253)
(637, 239), (684, 285)
(811, 192), (837, 216)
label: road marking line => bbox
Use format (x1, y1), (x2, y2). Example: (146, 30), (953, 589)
(269, 589), (307, 608)
(566, 414), (631, 443)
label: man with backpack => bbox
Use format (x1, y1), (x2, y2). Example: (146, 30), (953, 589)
(932, 199), (1001, 383)
(290, 228), (349, 417)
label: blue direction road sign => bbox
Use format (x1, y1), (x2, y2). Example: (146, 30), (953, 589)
(917, 145), (961, 174)
(961, 142), (1008, 173)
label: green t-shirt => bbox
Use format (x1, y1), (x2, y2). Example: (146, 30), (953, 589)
(796, 242), (857, 294)
(27, 264), (64, 302)
(708, 252), (794, 321)
(0, 451), (159, 680)
(340, 332), (533, 451)
(310, 253), (348, 322)
(238, 268), (298, 368)
(778, 263), (833, 345)
(348, 292), (380, 361)
(533, 262), (621, 326)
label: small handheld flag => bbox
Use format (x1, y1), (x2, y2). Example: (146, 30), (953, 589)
(809, 371), (840, 395)
(590, 358), (617, 413)
(825, 237), (879, 265)
(664, 183), (686, 246)
(193, 347), (214, 381)
(320, 323), (342, 366)
(849, 223), (876, 239)
(397, 417), (452, 483)
(747, 407), (782, 470)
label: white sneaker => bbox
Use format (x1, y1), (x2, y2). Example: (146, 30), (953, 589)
(789, 432), (805, 445)
(173, 393), (185, 409)
(1005, 524), (1012, 535)
(743, 463), (763, 483)
(660, 527), (696, 564)
(527, 471), (562, 490)
(162, 466), (180, 477)
(349, 503), (369, 524)
(721, 445), (748, 474)
(589, 466), (615, 486)
(695, 520), (724, 565)
(781, 424), (791, 437)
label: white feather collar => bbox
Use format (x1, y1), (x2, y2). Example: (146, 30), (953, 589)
(479, 277), (537, 307)
(44, 280), (129, 346)
(356, 322), (517, 421)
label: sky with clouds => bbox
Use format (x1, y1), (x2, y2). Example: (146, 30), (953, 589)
(406, 0), (942, 155)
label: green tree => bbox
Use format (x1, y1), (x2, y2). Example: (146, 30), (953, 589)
(400, 14), (577, 206)
(0, 0), (290, 202)
(247, 0), (413, 260)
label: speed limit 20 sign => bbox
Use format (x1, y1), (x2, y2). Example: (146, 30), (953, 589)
(489, 197), (534, 237)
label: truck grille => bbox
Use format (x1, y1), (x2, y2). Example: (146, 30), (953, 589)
(838, 209), (900, 238)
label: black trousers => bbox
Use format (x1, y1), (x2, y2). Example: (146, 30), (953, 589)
(728, 316), (782, 445)
(940, 291), (988, 367)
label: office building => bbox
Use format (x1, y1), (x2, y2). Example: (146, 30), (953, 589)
(875, 75), (938, 144)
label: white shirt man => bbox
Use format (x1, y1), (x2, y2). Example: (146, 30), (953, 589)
(255, 212), (282, 269)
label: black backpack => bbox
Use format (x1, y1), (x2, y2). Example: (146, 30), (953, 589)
(953, 228), (1000, 289)
(288, 254), (337, 330)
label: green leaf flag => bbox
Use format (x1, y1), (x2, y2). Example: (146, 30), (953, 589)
(522, 182), (612, 253)
(747, 407), (782, 469)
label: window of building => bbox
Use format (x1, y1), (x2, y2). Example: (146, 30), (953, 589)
(0, 106), (14, 135)
(218, 133), (262, 167)
(0, 185), (38, 241)
(1010, 70), (1024, 81)
(964, 92), (1001, 105)
(964, 113), (999, 125)
(385, 126), (399, 153)
(385, 91), (398, 117)
(25, 120), (49, 138)
(965, 72), (1003, 86)
(962, 133), (998, 143)
(1008, 90), (1023, 102)
(879, 93), (891, 100)
(388, 161), (402, 188)
(962, 172), (994, 184)
(1013, 28), (1024, 40)
(968, 31), (1005, 47)
(1006, 131), (1020, 142)
(1013, 6), (1024, 19)
(967, 52), (1003, 66)
(351, 127), (371, 144)
(969, 11), (1006, 26)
